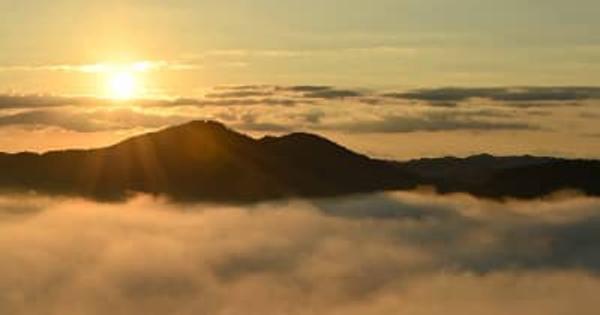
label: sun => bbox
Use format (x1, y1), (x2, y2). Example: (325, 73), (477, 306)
(106, 71), (139, 100)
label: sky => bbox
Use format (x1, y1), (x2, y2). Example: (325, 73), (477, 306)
(2, 0), (600, 93)
(0, 0), (599, 158)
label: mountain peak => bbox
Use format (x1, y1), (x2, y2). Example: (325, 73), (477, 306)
(140, 120), (248, 142)
(166, 120), (231, 133)
(260, 132), (368, 161)
(181, 119), (227, 128)
(260, 132), (334, 146)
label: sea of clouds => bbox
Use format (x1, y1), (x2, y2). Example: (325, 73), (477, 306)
(0, 191), (599, 315)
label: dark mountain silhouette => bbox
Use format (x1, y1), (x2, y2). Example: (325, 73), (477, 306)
(399, 154), (600, 198)
(0, 120), (598, 201)
(0, 121), (416, 201)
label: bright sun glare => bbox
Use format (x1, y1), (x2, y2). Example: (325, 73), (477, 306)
(107, 71), (138, 100)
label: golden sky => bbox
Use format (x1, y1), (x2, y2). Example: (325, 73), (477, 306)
(0, 0), (599, 158)
(2, 0), (600, 95)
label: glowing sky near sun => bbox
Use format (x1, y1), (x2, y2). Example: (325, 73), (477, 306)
(1, 0), (599, 96)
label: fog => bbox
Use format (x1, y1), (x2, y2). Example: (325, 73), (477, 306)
(0, 191), (599, 315)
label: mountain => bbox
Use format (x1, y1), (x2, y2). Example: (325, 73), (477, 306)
(0, 121), (416, 201)
(398, 154), (600, 198)
(0, 120), (598, 201)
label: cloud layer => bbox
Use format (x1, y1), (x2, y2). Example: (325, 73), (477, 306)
(383, 87), (600, 103)
(1, 85), (588, 134)
(0, 192), (599, 314)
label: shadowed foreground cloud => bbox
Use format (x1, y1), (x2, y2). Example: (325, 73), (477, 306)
(0, 191), (599, 315)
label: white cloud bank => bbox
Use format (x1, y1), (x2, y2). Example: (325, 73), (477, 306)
(0, 191), (599, 315)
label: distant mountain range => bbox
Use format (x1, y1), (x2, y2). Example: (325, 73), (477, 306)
(0, 120), (598, 201)
(399, 154), (599, 198)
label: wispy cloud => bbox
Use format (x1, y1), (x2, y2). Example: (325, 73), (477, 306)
(0, 60), (203, 73)
(0, 108), (190, 132)
(323, 112), (536, 133)
(0, 84), (596, 137)
(194, 46), (418, 59)
(383, 87), (600, 103)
